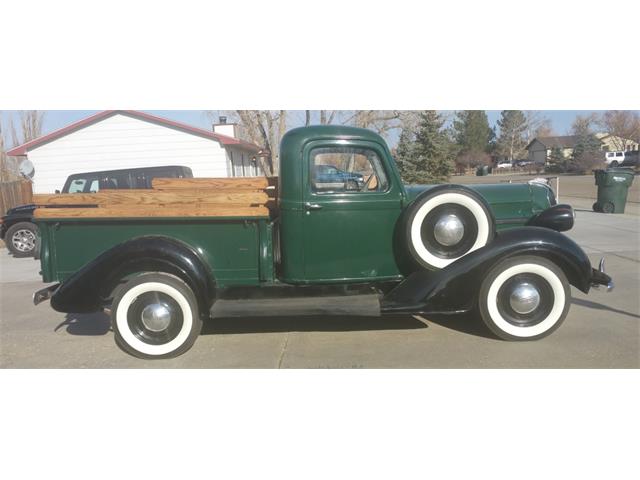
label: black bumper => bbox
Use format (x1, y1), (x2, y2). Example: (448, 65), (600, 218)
(33, 284), (59, 305)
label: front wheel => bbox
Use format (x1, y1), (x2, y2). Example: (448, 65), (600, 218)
(111, 272), (203, 359)
(478, 256), (571, 341)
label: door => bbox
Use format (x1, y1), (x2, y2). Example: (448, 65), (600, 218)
(302, 140), (404, 282)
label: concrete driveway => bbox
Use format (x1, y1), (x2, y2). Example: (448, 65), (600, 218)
(1, 209), (638, 368)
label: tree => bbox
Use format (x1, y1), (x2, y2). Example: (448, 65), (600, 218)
(395, 111), (453, 184)
(394, 127), (415, 181)
(570, 116), (602, 173)
(496, 110), (528, 162)
(452, 110), (494, 154)
(451, 110), (494, 170)
(214, 110), (287, 176)
(548, 146), (567, 172)
(11, 110), (45, 146)
(599, 110), (640, 149)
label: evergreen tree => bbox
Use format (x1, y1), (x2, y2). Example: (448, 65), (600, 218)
(549, 146), (566, 172)
(496, 110), (528, 162)
(571, 132), (601, 173)
(452, 110), (494, 155)
(395, 127), (416, 181)
(402, 111), (453, 183)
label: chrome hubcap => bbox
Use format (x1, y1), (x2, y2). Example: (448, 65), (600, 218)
(12, 229), (36, 252)
(140, 303), (172, 332)
(509, 283), (541, 314)
(433, 214), (465, 246)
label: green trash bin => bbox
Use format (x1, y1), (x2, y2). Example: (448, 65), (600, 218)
(593, 168), (635, 214)
(476, 165), (489, 176)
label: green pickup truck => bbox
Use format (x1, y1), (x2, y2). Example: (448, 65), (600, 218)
(33, 125), (612, 359)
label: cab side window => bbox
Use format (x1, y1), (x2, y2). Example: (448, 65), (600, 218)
(310, 146), (389, 194)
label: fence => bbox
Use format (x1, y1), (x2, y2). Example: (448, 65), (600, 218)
(0, 180), (33, 216)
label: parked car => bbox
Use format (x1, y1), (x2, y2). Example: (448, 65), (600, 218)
(620, 150), (639, 168)
(516, 160), (533, 168)
(605, 151), (625, 167)
(496, 161), (513, 169)
(32, 125), (611, 359)
(0, 165), (192, 257)
(312, 164), (365, 190)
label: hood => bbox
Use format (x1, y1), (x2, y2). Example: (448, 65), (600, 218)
(403, 182), (553, 227)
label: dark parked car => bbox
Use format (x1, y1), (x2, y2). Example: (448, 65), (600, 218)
(312, 164), (365, 190)
(620, 150), (639, 168)
(1, 165), (193, 257)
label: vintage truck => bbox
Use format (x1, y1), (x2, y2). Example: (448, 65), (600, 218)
(32, 125), (612, 359)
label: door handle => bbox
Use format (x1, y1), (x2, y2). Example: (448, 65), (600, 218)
(304, 203), (323, 211)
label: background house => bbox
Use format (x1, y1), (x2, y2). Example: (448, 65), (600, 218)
(6, 110), (262, 194)
(526, 133), (639, 165)
(595, 133), (640, 152)
(526, 136), (583, 165)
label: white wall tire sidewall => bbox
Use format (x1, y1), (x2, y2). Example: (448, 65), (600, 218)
(486, 263), (566, 338)
(116, 282), (194, 356)
(410, 192), (490, 269)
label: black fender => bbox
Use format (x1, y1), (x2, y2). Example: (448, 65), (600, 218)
(381, 227), (592, 315)
(50, 236), (216, 315)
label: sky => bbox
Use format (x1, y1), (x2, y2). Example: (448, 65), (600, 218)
(0, 110), (615, 149)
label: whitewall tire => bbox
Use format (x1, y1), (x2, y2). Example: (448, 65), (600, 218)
(478, 256), (571, 341)
(405, 187), (495, 270)
(112, 272), (202, 359)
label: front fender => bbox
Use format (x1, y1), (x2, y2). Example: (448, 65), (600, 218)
(381, 227), (592, 314)
(50, 236), (216, 314)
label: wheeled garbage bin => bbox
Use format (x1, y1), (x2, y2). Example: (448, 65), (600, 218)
(593, 168), (635, 214)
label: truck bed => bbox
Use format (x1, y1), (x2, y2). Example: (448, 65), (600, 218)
(34, 177), (278, 287)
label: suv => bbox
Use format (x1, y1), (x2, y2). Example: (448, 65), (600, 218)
(1, 165), (193, 257)
(605, 151), (625, 167)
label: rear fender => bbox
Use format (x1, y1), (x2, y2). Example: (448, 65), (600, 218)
(381, 227), (592, 314)
(50, 236), (216, 314)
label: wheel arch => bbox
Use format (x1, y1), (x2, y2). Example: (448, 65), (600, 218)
(381, 226), (591, 315)
(50, 235), (216, 315)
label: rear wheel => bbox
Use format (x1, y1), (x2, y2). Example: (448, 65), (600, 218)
(610, 161), (619, 167)
(111, 272), (202, 359)
(478, 256), (570, 341)
(6, 222), (38, 257)
(601, 202), (615, 214)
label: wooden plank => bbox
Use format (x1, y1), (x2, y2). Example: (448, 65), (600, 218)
(33, 191), (269, 206)
(34, 205), (270, 219)
(152, 177), (269, 191)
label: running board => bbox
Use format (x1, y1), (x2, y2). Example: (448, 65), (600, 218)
(210, 294), (381, 318)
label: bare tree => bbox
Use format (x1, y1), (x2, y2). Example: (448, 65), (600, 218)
(342, 110), (401, 136)
(599, 110), (640, 150)
(0, 113), (19, 182)
(231, 110), (287, 176)
(12, 111), (45, 145)
(525, 111), (553, 140)
(571, 113), (599, 137)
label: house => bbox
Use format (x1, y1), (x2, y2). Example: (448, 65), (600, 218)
(526, 136), (585, 165)
(527, 133), (639, 165)
(7, 110), (263, 194)
(595, 133), (639, 152)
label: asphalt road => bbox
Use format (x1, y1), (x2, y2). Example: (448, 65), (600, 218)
(1, 209), (638, 368)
